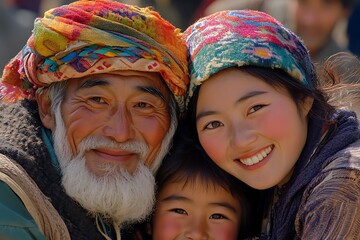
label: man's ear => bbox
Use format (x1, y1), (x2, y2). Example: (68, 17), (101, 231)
(36, 92), (55, 130)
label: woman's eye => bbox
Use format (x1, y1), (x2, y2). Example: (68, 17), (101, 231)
(171, 208), (187, 215)
(249, 104), (266, 114)
(209, 213), (227, 220)
(204, 121), (223, 130)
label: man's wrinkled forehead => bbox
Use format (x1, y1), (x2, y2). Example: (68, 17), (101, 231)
(73, 71), (170, 99)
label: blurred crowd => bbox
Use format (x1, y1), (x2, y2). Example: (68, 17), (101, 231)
(1, 0), (359, 71)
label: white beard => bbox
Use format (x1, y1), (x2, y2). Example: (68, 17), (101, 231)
(52, 105), (175, 225)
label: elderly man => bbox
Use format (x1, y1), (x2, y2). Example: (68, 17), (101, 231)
(0, 0), (188, 239)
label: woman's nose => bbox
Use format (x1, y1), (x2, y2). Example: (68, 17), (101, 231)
(229, 122), (256, 148)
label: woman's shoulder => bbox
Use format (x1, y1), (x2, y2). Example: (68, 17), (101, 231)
(301, 138), (360, 208)
(300, 136), (360, 209)
(296, 153), (360, 238)
(323, 137), (360, 172)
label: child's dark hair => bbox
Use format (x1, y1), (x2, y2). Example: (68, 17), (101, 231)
(155, 129), (258, 239)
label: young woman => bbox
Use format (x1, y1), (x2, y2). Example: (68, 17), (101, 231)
(183, 10), (360, 239)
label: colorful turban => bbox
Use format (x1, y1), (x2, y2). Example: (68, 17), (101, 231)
(183, 10), (316, 100)
(0, 0), (189, 112)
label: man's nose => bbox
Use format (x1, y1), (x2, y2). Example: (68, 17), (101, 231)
(103, 107), (135, 142)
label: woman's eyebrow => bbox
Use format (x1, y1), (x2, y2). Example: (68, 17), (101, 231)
(196, 90), (267, 122)
(235, 90), (267, 104)
(196, 110), (217, 122)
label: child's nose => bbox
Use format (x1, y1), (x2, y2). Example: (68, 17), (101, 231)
(185, 218), (209, 239)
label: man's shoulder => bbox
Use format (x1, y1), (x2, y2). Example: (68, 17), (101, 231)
(0, 153), (70, 240)
(0, 100), (40, 130)
(0, 180), (35, 225)
(0, 180), (46, 240)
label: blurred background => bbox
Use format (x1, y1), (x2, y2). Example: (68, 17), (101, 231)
(1, 0), (359, 71)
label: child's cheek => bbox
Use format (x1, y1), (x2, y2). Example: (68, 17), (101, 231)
(152, 214), (183, 240)
(211, 223), (239, 240)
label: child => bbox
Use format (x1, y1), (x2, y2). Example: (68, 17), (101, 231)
(139, 132), (258, 240)
(184, 10), (360, 239)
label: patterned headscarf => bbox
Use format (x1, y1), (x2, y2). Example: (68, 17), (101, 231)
(183, 10), (316, 101)
(0, 0), (189, 112)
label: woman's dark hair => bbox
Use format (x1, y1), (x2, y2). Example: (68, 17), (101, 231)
(155, 129), (259, 239)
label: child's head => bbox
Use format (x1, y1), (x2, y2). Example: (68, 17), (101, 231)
(151, 133), (252, 239)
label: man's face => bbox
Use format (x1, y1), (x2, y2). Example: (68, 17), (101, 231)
(40, 71), (176, 224)
(293, 0), (346, 55)
(59, 72), (171, 176)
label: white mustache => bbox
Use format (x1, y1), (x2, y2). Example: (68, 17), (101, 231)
(77, 136), (149, 160)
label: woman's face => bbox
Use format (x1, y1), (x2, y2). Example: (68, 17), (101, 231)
(195, 68), (313, 189)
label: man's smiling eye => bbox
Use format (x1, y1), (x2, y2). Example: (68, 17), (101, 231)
(204, 121), (223, 130)
(135, 102), (151, 108)
(90, 96), (105, 103)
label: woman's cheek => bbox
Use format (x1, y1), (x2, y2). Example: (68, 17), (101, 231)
(199, 135), (226, 163)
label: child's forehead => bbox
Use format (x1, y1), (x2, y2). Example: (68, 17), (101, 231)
(166, 176), (234, 196)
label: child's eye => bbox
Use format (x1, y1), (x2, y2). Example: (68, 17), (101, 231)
(248, 104), (266, 114)
(209, 213), (227, 219)
(204, 121), (223, 130)
(170, 208), (188, 215)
